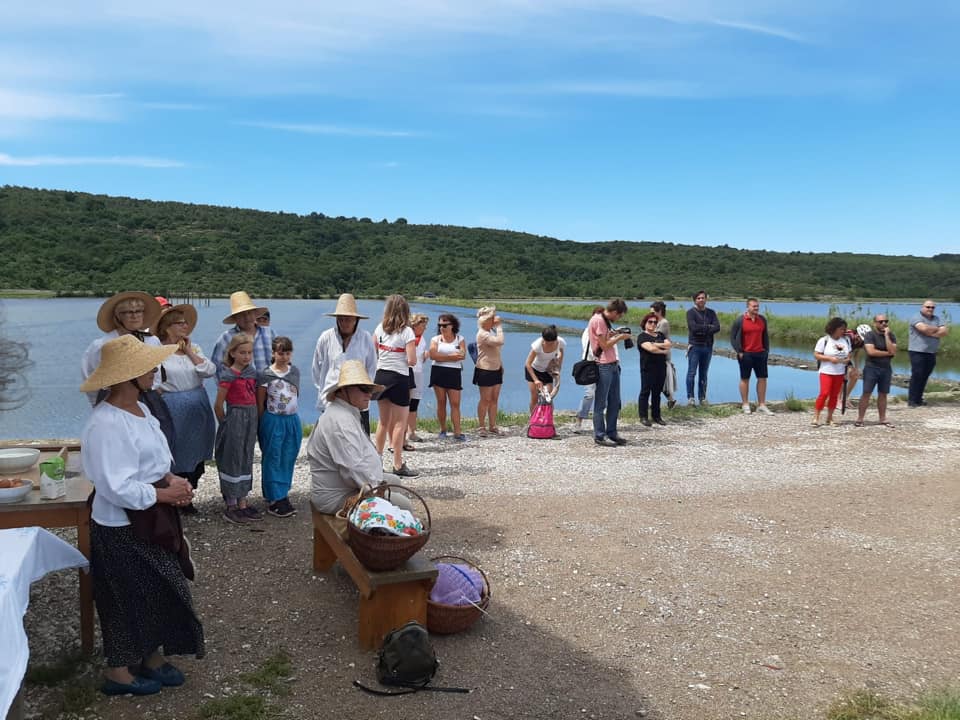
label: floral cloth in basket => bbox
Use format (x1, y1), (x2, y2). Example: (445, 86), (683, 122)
(349, 497), (424, 537)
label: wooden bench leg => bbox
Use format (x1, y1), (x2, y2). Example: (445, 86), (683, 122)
(357, 579), (432, 650)
(313, 527), (337, 572)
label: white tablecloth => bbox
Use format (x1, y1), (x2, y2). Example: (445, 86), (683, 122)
(0, 527), (89, 717)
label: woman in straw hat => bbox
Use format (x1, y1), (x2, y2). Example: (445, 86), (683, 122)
(307, 360), (411, 514)
(310, 293), (377, 434)
(81, 291), (163, 405)
(80, 335), (204, 696)
(156, 303), (217, 513)
(210, 291), (275, 373)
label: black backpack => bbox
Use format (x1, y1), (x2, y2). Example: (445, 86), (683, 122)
(353, 622), (469, 696)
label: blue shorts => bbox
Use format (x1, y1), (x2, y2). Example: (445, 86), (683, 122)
(861, 365), (892, 395)
(738, 352), (768, 380)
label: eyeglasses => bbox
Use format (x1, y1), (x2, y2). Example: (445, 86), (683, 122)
(645, 320), (658, 325)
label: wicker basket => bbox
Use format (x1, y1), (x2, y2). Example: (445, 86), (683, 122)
(346, 484), (431, 572)
(426, 555), (490, 635)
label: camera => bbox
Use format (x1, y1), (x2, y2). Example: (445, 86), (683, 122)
(616, 327), (634, 350)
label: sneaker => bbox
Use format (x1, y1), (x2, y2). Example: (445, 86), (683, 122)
(756, 405), (774, 415)
(687, 398), (696, 407)
(268, 499), (296, 518)
(393, 463), (420, 478)
(609, 435), (627, 446)
(700, 399), (709, 407)
(438, 431), (448, 440)
(222, 507), (249, 525)
(454, 434), (467, 442)
(742, 404), (752, 414)
(594, 437), (616, 447)
(667, 399), (677, 409)
(241, 506), (264, 521)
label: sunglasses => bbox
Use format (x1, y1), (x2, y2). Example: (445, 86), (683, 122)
(438, 323), (452, 328)
(923, 305), (936, 309)
(877, 320), (889, 324)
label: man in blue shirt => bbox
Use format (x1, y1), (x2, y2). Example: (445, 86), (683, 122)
(211, 291), (275, 372)
(907, 300), (949, 407)
(685, 290), (721, 406)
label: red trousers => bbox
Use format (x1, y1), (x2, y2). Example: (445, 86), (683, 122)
(815, 373), (845, 411)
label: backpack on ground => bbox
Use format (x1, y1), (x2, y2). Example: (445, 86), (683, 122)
(353, 621), (469, 696)
(527, 388), (556, 439)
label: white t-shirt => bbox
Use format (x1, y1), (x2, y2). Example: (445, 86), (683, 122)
(373, 324), (415, 374)
(159, 347), (216, 392)
(529, 336), (567, 372)
(815, 334), (851, 376)
(432, 334), (464, 369)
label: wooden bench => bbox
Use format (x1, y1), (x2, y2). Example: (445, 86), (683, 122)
(311, 504), (437, 650)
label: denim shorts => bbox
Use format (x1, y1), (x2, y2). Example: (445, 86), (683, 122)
(861, 365), (892, 395)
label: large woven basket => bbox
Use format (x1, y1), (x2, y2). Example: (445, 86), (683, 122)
(426, 555), (490, 635)
(346, 484), (431, 572)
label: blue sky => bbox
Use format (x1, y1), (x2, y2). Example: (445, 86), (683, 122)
(1, 1), (958, 255)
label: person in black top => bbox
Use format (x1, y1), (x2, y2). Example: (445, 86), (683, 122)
(685, 290), (721, 406)
(638, 312), (672, 426)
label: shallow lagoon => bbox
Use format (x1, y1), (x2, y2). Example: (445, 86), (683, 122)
(1, 297), (936, 440)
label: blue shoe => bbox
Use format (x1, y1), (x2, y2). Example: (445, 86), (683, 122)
(438, 431), (448, 439)
(102, 676), (163, 696)
(140, 662), (185, 687)
(454, 434), (467, 442)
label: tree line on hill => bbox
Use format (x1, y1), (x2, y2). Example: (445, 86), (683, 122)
(1, 185), (958, 301)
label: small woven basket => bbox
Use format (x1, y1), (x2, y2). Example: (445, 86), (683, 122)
(346, 484), (431, 572)
(426, 555), (490, 635)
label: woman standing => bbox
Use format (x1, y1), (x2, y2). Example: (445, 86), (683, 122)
(574, 307), (603, 433)
(637, 312), (672, 427)
(80, 335), (204, 696)
(812, 317), (851, 426)
(156, 303), (216, 514)
(429, 313), (467, 441)
(372, 295), (419, 478)
(524, 325), (566, 414)
(650, 301), (677, 409)
(406, 313), (430, 444)
(474, 306), (505, 435)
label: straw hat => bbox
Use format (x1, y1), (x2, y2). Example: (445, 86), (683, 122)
(324, 293), (368, 319)
(80, 335), (177, 392)
(326, 360), (384, 402)
(96, 291), (162, 333)
(477, 305), (496, 321)
(223, 291), (268, 324)
(156, 303), (198, 338)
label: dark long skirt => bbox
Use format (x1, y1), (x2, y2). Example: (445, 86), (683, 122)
(91, 522), (205, 667)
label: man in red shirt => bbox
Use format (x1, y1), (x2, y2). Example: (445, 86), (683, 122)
(730, 298), (772, 415)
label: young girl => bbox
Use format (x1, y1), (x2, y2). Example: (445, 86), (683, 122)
(257, 336), (302, 518)
(214, 333), (261, 524)
(373, 295), (419, 478)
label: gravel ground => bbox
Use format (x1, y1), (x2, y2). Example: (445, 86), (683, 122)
(21, 400), (960, 720)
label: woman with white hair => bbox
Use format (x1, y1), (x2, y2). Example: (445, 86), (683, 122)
(474, 306), (505, 435)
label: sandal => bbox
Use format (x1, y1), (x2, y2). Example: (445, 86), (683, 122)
(854, 420), (864, 427)
(879, 421), (895, 428)
(402, 443), (415, 452)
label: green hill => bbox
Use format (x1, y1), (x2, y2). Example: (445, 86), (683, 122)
(1, 185), (957, 299)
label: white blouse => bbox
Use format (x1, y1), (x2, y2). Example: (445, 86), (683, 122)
(159, 346), (216, 392)
(81, 402), (171, 526)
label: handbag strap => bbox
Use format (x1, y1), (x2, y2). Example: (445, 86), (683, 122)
(353, 680), (470, 696)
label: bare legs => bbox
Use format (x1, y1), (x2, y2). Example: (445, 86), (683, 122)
(375, 398), (410, 469)
(478, 383), (502, 432)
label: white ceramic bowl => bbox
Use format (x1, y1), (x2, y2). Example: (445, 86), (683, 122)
(0, 481), (33, 504)
(0, 448), (41, 474)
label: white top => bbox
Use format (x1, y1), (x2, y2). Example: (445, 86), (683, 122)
(81, 331), (162, 404)
(579, 328), (596, 362)
(81, 401), (171, 527)
(260, 366), (300, 415)
(411, 334), (429, 401)
(307, 398), (387, 513)
(373, 324), (416, 374)
(431, 334), (464, 369)
(158, 346), (216, 392)
(311, 326), (378, 411)
(529, 336), (567, 372)
(815, 334), (851, 376)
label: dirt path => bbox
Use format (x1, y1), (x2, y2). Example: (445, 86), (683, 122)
(22, 402), (960, 719)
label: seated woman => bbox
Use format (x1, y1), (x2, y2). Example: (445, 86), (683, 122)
(80, 335), (204, 696)
(156, 302), (217, 513)
(307, 361), (410, 513)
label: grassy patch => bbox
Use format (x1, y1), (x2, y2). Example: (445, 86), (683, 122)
(24, 652), (89, 687)
(784, 391), (807, 412)
(825, 688), (960, 720)
(240, 650), (293, 694)
(60, 680), (99, 716)
(197, 695), (277, 720)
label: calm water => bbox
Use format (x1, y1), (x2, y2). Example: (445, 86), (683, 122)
(2, 297), (941, 441)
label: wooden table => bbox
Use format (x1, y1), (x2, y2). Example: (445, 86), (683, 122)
(0, 444), (94, 655)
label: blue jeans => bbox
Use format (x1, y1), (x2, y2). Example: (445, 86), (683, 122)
(907, 351), (937, 405)
(686, 344), (713, 402)
(593, 363), (622, 440)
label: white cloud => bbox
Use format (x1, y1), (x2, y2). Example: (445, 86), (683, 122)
(711, 18), (810, 43)
(0, 153), (185, 168)
(239, 121), (420, 138)
(0, 89), (117, 121)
